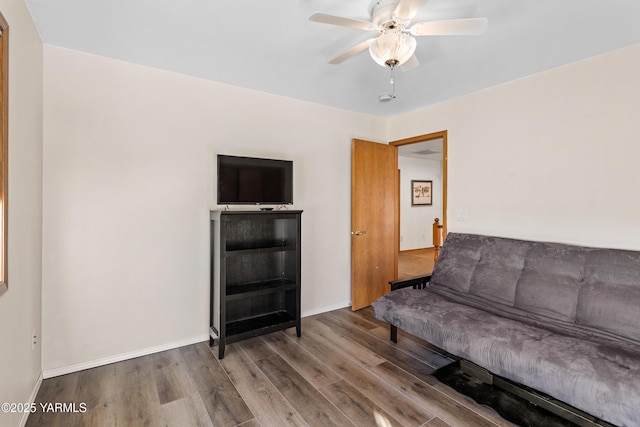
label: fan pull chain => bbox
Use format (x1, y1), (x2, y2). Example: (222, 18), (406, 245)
(390, 65), (396, 97)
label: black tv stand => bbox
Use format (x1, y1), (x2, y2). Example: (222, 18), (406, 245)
(259, 207), (274, 211)
(209, 210), (302, 359)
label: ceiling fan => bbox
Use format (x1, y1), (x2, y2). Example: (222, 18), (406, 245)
(310, 0), (487, 71)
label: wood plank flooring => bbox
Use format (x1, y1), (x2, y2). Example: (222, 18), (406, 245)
(26, 307), (515, 427)
(398, 248), (436, 280)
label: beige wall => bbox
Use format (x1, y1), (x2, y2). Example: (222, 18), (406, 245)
(389, 43), (640, 250)
(0, 0), (43, 426)
(41, 45), (386, 374)
(39, 40), (640, 379)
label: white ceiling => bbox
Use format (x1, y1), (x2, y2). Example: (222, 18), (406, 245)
(25, 0), (640, 117)
(398, 138), (443, 160)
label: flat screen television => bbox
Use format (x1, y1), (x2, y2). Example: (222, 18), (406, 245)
(217, 155), (293, 205)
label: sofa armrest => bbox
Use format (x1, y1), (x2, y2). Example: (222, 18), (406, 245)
(389, 274), (432, 291)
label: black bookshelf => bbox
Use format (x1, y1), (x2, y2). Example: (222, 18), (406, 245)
(210, 210), (302, 358)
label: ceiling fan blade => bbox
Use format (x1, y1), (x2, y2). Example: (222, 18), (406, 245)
(410, 17), (488, 36)
(400, 55), (420, 71)
(329, 38), (376, 64)
(393, 0), (428, 22)
(309, 12), (377, 31)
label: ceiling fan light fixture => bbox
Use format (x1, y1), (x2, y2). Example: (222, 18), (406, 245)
(369, 29), (416, 68)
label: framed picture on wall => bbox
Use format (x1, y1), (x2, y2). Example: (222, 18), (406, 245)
(411, 180), (433, 206)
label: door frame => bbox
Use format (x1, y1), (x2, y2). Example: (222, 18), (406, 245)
(389, 130), (448, 264)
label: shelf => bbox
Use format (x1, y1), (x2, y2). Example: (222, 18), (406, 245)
(226, 311), (296, 338)
(226, 278), (297, 300)
(226, 238), (295, 252)
(225, 244), (296, 256)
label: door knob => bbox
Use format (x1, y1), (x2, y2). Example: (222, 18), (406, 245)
(352, 231), (367, 235)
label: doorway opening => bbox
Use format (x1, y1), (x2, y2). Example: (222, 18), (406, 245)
(390, 131), (448, 280)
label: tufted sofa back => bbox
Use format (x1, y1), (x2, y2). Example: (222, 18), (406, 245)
(430, 233), (640, 344)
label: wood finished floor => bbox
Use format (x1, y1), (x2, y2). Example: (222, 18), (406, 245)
(398, 248), (436, 280)
(26, 307), (515, 427)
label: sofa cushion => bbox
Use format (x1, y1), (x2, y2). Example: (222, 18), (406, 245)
(372, 288), (640, 427)
(430, 233), (483, 293)
(578, 249), (640, 342)
(431, 233), (529, 304)
(514, 242), (587, 322)
(467, 237), (528, 305)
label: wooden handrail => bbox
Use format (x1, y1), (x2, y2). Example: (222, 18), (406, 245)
(433, 218), (444, 261)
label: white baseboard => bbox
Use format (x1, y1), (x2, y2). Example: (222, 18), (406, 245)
(41, 304), (351, 380)
(42, 334), (209, 379)
(19, 371), (43, 427)
(302, 301), (350, 318)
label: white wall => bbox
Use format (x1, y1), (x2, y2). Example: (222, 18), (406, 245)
(41, 45), (386, 374)
(40, 39), (640, 376)
(0, 1), (43, 426)
(389, 43), (640, 250)
(398, 156), (442, 251)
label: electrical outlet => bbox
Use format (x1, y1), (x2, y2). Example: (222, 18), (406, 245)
(32, 329), (37, 350)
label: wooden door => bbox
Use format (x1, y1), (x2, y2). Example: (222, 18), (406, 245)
(351, 139), (398, 310)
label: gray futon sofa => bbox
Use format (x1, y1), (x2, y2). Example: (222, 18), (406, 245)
(372, 233), (640, 427)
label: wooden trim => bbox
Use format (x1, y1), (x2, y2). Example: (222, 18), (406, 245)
(399, 247), (435, 254)
(442, 132), (448, 238)
(390, 130), (448, 241)
(0, 12), (8, 295)
(395, 168), (400, 279)
(390, 130), (448, 147)
(393, 149), (399, 281)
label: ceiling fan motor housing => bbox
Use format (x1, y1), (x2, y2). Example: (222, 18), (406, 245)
(372, 0), (410, 31)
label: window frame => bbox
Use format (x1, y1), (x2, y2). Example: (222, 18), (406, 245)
(0, 12), (8, 297)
